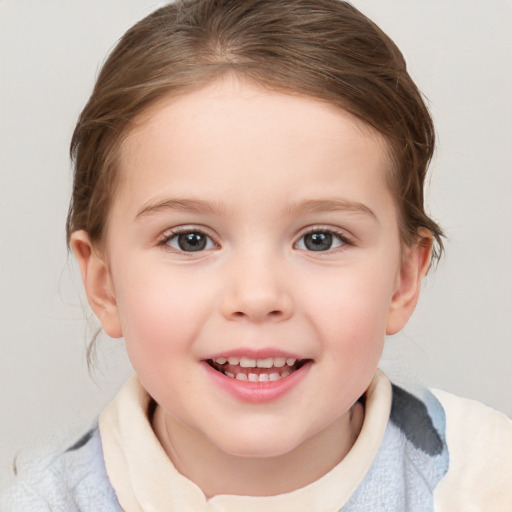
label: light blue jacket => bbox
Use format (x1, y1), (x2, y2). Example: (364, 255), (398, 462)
(1, 385), (449, 511)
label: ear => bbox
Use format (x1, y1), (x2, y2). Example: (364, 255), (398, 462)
(70, 230), (123, 338)
(386, 231), (433, 335)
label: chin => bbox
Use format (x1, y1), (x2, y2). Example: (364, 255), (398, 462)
(210, 429), (306, 459)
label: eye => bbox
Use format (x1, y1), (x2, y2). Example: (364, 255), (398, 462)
(295, 230), (348, 252)
(163, 230), (217, 252)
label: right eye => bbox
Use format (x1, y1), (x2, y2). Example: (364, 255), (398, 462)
(162, 230), (217, 252)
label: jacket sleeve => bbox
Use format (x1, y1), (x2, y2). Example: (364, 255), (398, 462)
(0, 428), (122, 512)
(433, 389), (512, 511)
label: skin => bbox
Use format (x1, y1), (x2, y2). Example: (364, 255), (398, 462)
(72, 77), (432, 497)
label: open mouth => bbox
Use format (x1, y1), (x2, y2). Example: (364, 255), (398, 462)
(206, 356), (308, 382)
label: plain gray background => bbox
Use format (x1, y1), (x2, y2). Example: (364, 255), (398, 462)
(1, 0), (511, 491)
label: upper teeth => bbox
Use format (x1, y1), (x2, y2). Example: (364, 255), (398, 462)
(216, 356), (296, 368)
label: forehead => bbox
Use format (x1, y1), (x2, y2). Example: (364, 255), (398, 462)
(115, 77), (395, 219)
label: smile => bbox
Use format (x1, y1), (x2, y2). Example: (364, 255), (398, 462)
(206, 356), (307, 382)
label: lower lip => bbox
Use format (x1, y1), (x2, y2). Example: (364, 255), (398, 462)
(202, 361), (312, 404)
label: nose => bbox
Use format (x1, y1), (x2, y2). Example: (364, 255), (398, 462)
(220, 252), (294, 323)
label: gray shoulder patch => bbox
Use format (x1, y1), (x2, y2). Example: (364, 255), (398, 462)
(65, 427), (96, 452)
(390, 384), (443, 456)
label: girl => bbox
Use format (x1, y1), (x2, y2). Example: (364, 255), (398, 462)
(3, 0), (511, 510)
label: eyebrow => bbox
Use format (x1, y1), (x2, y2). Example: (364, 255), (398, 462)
(285, 199), (377, 220)
(135, 197), (377, 221)
(135, 198), (226, 220)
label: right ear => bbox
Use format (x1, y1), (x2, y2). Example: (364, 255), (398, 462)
(70, 230), (123, 338)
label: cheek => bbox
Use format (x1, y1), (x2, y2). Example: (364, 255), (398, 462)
(308, 265), (395, 324)
(112, 264), (215, 365)
(302, 262), (396, 358)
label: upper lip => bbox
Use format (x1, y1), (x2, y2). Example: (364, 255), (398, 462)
(204, 348), (307, 361)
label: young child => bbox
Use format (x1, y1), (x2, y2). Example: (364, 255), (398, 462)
(3, 0), (511, 510)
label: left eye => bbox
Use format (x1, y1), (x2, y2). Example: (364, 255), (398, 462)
(165, 231), (216, 252)
(295, 231), (346, 252)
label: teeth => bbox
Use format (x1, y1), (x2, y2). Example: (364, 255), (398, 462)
(212, 356), (302, 379)
(216, 356), (298, 368)
(223, 368), (296, 382)
(256, 358), (273, 368)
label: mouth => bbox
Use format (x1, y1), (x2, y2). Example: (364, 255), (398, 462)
(206, 356), (309, 383)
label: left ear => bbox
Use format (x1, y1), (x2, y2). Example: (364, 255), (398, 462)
(386, 230), (433, 335)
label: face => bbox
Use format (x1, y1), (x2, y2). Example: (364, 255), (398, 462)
(75, 78), (428, 463)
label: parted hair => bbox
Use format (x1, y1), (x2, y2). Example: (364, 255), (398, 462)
(67, 0), (443, 260)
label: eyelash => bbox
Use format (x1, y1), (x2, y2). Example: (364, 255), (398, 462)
(294, 226), (354, 254)
(156, 226), (354, 254)
(157, 227), (218, 254)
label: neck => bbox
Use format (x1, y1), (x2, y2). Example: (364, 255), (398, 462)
(152, 402), (364, 498)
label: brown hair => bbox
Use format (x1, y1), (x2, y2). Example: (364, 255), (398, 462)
(67, 0), (443, 260)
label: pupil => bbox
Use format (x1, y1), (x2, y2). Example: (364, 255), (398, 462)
(305, 232), (332, 251)
(178, 232), (207, 252)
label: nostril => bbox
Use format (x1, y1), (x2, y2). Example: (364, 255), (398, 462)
(230, 310), (282, 318)
(222, 290), (293, 322)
